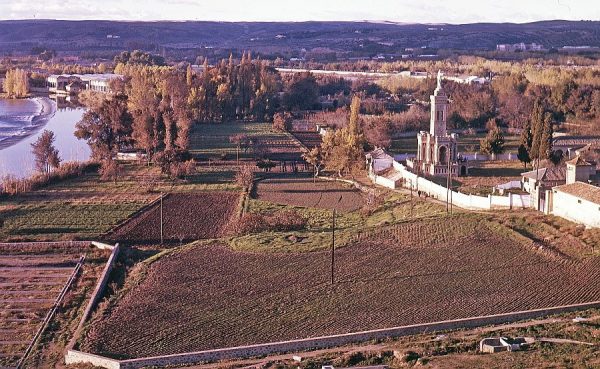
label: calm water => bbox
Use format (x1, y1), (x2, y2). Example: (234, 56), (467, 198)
(0, 97), (90, 178)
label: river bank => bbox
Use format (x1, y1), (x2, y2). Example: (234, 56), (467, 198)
(0, 97), (89, 178)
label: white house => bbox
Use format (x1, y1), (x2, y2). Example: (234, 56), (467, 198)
(550, 182), (600, 228)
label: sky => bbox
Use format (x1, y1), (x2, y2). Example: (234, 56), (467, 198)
(0, 0), (598, 23)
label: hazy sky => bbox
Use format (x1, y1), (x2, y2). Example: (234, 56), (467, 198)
(0, 0), (598, 23)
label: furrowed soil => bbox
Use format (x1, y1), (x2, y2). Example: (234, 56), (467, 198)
(107, 192), (240, 244)
(82, 216), (600, 359)
(255, 177), (364, 212)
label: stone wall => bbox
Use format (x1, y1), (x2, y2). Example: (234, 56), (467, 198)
(65, 300), (600, 369)
(67, 243), (120, 351)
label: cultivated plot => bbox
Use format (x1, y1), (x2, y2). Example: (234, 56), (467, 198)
(0, 248), (82, 367)
(81, 216), (600, 359)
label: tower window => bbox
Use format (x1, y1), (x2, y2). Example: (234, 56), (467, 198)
(437, 111), (443, 121)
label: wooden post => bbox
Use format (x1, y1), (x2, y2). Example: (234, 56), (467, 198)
(331, 208), (336, 285)
(160, 193), (164, 245)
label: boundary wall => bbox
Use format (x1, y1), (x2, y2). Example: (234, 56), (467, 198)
(65, 300), (600, 369)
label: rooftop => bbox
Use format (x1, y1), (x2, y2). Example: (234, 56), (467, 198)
(566, 156), (592, 166)
(554, 181), (600, 204)
(553, 136), (600, 148)
(521, 166), (566, 182)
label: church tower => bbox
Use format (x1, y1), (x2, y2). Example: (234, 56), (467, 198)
(411, 70), (465, 177)
(430, 70), (449, 136)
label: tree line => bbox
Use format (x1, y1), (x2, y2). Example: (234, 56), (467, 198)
(2, 69), (29, 98)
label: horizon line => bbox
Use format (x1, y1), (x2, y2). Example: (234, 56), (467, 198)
(0, 18), (597, 25)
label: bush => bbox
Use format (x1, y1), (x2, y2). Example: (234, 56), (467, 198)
(230, 213), (269, 235)
(229, 210), (307, 236)
(0, 161), (97, 196)
(268, 210), (307, 231)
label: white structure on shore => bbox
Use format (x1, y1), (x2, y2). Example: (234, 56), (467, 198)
(47, 74), (122, 95)
(407, 71), (466, 177)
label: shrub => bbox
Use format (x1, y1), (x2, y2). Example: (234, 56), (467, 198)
(235, 165), (254, 189)
(0, 161), (97, 196)
(230, 213), (269, 235)
(268, 210), (307, 231)
(229, 210), (307, 236)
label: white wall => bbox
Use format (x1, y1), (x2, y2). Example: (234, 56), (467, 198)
(369, 159), (529, 210)
(552, 191), (600, 228)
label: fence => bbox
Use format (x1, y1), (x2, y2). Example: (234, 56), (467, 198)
(369, 161), (529, 210)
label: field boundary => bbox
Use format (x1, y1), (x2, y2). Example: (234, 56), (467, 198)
(102, 193), (165, 240)
(16, 255), (85, 369)
(65, 299), (600, 369)
(66, 242), (120, 352)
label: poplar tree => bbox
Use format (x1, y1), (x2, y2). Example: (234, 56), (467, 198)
(31, 130), (61, 174)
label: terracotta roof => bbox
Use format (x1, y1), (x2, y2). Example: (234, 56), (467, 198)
(566, 156), (592, 166)
(553, 136), (600, 147)
(554, 182), (600, 204)
(521, 166), (566, 182)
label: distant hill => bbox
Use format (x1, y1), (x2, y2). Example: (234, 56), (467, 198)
(0, 20), (598, 59)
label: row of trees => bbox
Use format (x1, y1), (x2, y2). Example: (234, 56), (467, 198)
(517, 98), (555, 168)
(2, 69), (29, 98)
(186, 54), (282, 122)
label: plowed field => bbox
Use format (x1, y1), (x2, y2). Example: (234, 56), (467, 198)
(83, 216), (600, 359)
(108, 192), (240, 244)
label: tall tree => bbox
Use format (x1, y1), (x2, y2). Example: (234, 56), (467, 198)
(31, 130), (60, 174)
(529, 98), (545, 166)
(517, 120), (533, 167)
(480, 128), (505, 156)
(75, 95), (133, 160)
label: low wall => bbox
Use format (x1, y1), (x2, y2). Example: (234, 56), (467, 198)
(65, 300), (600, 369)
(0, 241), (92, 249)
(66, 243), (120, 352)
(369, 161), (530, 210)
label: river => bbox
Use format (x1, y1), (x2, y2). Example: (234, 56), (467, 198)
(0, 97), (90, 178)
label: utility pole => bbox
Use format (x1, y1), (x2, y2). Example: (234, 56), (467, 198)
(446, 157), (451, 214)
(409, 178), (414, 217)
(331, 208), (336, 285)
(160, 192), (164, 245)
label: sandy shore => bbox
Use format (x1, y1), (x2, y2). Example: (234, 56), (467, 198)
(0, 97), (57, 150)
(31, 97), (57, 125)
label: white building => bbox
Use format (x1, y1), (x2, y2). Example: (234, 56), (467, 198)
(47, 73), (122, 95)
(551, 182), (600, 228)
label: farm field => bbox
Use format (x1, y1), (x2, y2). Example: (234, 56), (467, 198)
(0, 242), (111, 368)
(255, 176), (365, 212)
(107, 192), (241, 244)
(80, 215), (600, 359)
(291, 131), (323, 149)
(0, 164), (165, 242)
(189, 121), (305, 161)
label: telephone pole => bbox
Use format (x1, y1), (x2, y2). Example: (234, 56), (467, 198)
(160, 192), (164, 245)
(331, 208), (336, 284)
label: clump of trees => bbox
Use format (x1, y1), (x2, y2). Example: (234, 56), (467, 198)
(114, 50), (165, 66)
(31, 130), (61, 174)
(2, 69), (29, 98)
(318, 96), (366, 177)
(517, 98), (556, 168)
(186, 54), (282, 122)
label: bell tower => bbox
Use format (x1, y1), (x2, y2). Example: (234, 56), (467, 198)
(430, 70), (449, 137)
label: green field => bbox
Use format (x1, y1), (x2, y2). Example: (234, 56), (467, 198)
(189, 121), (296, 159)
